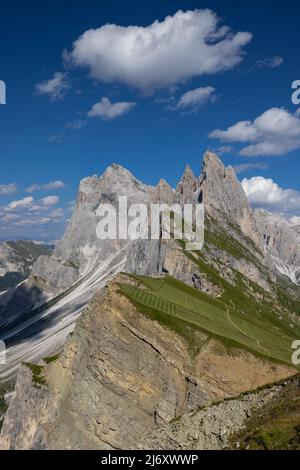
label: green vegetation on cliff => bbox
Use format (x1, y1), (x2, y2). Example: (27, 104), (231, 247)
(230, 379), (300, 450)
(120, 274), (300, 369)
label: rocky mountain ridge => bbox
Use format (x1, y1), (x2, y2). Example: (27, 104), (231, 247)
(0, 151), (269, 383)
(0, 241), (51, 293)
(255, 209), (300, 285)
(0, 274), (296, 450)
(0, 151), (299, 450)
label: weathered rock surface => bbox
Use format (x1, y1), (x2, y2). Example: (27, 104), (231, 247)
(33, 164), (155, 286)
(162, 240), (222, 296)
(255, 209), (300, 285)
(176, 165), (199, 205)
(0, 152), (295, 385)
(0, 241), (51, 279)
(199, 152), (261, 246)
(0, 241), (51, 293)
(137, 382), (289, 450)
(1, 151), (299, 450)
(0, 275), (295, 450)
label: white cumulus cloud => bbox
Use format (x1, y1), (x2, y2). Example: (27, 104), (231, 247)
(88, 97), (136, 120)
(175, 86), (216, 110)
(0, 183), (17, 195)
(42, 196), (59, 206)
(6, 197), (34, 211)
(35, 72), (70, 101)
(255, 56), (284, 69)
(215, 146), (233, 155)
(26, 180), (66, 193)
(66, 9), (252, 92)
(233, 162), (269, 174)
(210, 107), (300, 156)
(242, 176), (300, 215)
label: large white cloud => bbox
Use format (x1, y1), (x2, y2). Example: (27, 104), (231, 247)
(242, 176), (300, 215)
(35, 72), (70, 101)
(66, 9), (252, 92)
(88, 97), (136, 120)
(210, 107), (300, 156)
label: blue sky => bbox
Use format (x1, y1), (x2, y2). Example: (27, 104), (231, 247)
(0, 0), (300, 241)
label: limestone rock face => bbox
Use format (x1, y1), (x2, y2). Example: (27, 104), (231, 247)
(0, 152), (286, 384)
(176, 165), (199, 205)
(0, 241), (51, 293)
(199, 152), (260, 246)
(255, 209), (300, 285)
(151, 179), (175, 205)
(0, 275), (294, 450)
(33, 164), (155, 286)
(162, 240), (222, 296)
(32, 257), (78, 291)
(137, 382), (290, 450)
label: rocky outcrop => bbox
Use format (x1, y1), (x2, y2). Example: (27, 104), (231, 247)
(0, 275), (295, 450)
(0, 153), (290, 385)
(151, 179), (175, 205)
(176, 165), (199, 205)
(33, 164), (155, 286)
(32, 257), (79, 291)
(137, 382), (290, 450)
(199, 152), (261, 246)
(0, 241), (51, 293)
(255, 209), (300, 285)
(161, 240), (222, 296)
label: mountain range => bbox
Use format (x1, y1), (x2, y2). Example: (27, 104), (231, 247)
(0, 151), (299, 450)
(0, 241), (52, 293)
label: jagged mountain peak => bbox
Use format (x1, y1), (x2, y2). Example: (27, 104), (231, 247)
(182, 164), (196, 179)
(199, 151), (260, 245)
(2, 153), (300, 449)
(79, 164), (141, 193)
(178, 164), (197, 185)
(202, 150), (225, 172)
(176, 164), (198, 204)
(157, 178), (172, 187)
(151, 179), (175, 204)
(77, 163), (153, 208)
(201, 151), (240, 186)
(102, 162), (137, 179)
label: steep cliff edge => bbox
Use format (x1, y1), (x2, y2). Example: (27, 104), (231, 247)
(0, 273), (297, 450)
(138, 379), (299, 450)
(1, 151), (300, 450)
(199, 152), (261, 247)
(0, 152), (274, 383)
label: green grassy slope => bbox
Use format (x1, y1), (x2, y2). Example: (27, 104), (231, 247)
(229, 379), (300, 450)
(120, 215), (300, 368)
(120, 273), (300, 369)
